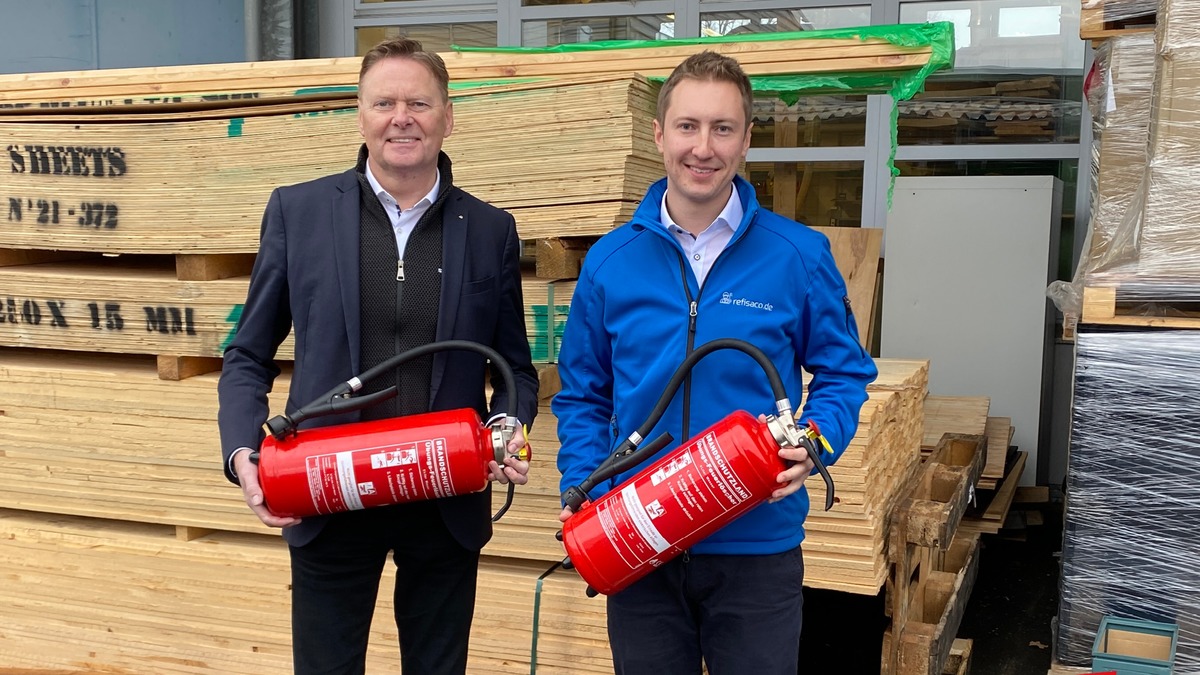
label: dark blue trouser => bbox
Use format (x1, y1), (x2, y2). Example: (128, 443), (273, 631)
(288, 500), (479, 675)
(606, 546), (805, 675)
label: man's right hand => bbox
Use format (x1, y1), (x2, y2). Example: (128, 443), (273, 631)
(232, 448), (302, 528)
(558, 506), (574, 523)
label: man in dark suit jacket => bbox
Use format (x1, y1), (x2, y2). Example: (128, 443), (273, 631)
(217, 37), (539, 675)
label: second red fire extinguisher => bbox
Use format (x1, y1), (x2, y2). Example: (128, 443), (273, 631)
(558, 338), (836, 597)
(250, 340), (529, 521)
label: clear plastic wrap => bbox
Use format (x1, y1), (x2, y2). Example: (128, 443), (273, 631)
(1047, 32), (1155, 320)
(1082, 0), (1157, 26)
(1049, 1), (1200, 318)
(1056, 327), (1200, 671)
(1137, 0), (1200, 278)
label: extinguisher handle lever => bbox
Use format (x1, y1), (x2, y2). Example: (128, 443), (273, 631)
(799, 435), (836, 512)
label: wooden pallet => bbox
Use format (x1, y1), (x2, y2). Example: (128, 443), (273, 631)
(1080, 0), (1156, 40)
(1081, 286), (1200, 329)
(882, 433), (985, 675)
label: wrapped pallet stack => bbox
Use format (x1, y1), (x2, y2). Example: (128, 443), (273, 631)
(0, 27), (954, 673)
(1050, 0), (1200, 670)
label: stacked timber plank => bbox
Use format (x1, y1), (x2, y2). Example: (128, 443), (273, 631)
(803, 358), (929, 594)
(521, 273), (577, 363)
(0, 34), (941, 112)
(0, 508), (601, 674)
(0, 74), (660, 252)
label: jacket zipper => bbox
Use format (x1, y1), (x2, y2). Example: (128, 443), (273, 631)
(676, 255), (698, 442)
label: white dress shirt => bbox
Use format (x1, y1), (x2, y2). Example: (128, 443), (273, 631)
(659, 185), (743, 287)
(365, 163), (440, 259)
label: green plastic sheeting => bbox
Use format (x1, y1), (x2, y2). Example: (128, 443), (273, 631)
(452, 22), (957, 205)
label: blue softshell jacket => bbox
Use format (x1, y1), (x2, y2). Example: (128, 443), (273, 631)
(553, 176), (879, 555)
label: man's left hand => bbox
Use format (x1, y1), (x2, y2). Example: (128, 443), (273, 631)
(756, 413), (815, 504)
(489, 426), (530, 486)
(770, 444), (815, 503)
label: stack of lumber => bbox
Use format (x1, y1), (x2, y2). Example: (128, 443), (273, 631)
(521, 274), (577, 364)
(803, 358), (929, 594)
(0, 508), (600, 674)
(0, 34), (941, 112)
(0, 350), (276, 536)
(0, 74), (660, 252)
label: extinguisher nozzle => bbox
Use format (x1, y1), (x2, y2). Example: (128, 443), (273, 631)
(561, 556), (575, 570)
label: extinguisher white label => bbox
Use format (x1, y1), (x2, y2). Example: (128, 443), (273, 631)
(336, 451), (365, 511)
(621, 484), (671, 554)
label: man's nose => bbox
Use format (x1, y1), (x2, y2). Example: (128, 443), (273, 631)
(693, 130), (715, 158)
(390, 104), (413, 125)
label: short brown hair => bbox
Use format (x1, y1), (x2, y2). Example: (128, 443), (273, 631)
(358, 37), (451, 101)
(656, 51), (753, 128)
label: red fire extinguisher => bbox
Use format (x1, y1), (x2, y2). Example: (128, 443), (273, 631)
(249, 340), (528, 521)
(559, 338), (836, 597)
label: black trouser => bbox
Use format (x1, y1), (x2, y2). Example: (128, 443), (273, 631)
(289, 501), (480, 675)
(606, 547), (804, 675)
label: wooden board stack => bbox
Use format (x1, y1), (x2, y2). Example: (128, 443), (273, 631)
(0, 74), (660, 254)
(0, 34), (939, 112)
(803, 358), (929, 594)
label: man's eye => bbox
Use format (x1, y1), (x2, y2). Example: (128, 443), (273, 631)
(374, 101), (393, 110)
(410, 101), (431, 110)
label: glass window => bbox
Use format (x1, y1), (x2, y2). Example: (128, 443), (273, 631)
(700, 7), (872, 35)
(900, 0), (1085, 70)
(522, 15), (673, 46)
(747, 162), (864, 227)
(752, 94), (868, 148)
(897, 73), (1083, 144)
(893, 159), (1078, 279)
(355, 23), (498, 54)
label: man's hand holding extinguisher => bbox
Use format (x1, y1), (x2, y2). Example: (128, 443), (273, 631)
(488, 424), (532, 487)
(232, 447), (301, 529)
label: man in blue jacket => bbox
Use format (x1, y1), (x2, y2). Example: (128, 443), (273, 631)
(553, 51), (878, 675)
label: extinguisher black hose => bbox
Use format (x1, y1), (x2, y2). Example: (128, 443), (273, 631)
(563, 338), (835, 512)
(262, 339), (522, 522)
(269, 340), (517, 435)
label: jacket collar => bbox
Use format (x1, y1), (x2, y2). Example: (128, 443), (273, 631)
(632, 175), (760, 239)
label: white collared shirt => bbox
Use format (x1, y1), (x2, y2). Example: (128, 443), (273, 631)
(660, 185), (743, 287)
(365, 163), (440, 258)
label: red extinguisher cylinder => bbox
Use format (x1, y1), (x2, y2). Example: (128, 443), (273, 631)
(258, 408), (492, 518)
(561, 410), (787, 596)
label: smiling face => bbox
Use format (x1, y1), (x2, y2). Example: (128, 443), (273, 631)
(653, 77), (752, 226)
(357, 56), (454, 184)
